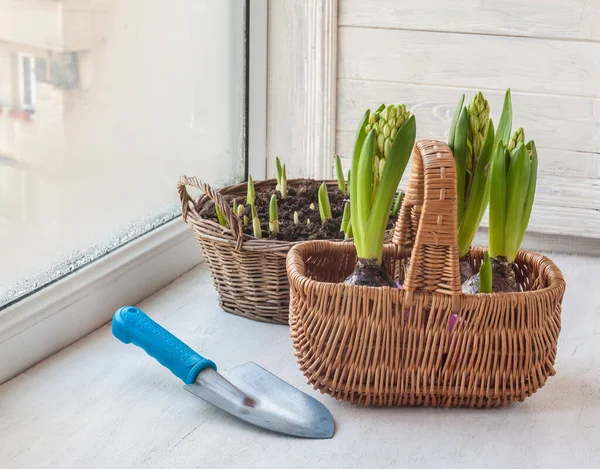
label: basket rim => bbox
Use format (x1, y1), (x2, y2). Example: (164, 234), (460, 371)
(286, 239), (566, 298)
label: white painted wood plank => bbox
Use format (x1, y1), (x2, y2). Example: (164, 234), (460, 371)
(336, 80), (600, 153)
(338, 27), (600, 98)
(337, 132), (600, 180)
(339, 0), (600, 41)
(479, 205), (600, 239)
(2, 257), (600, 468)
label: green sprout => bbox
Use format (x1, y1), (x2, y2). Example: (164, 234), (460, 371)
(247, 175), (255, 205)
(335, 154), (346, 195)
(215, 205), (228, 227)
(251, 204), (262, 239)
(269, 194), (279, 233)
(479, 252), (492, 293)
(318, 182), (332, 223)
(391, 191), (404, 217)
(280, 163), (288, 198)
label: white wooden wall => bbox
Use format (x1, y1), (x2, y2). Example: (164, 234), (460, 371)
(335, 0), (600, 240)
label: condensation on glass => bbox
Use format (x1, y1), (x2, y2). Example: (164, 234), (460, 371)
(0, 1), (246, 308)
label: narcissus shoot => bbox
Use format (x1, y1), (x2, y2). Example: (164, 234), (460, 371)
(247, 175), (255, 205)
(293, 211), (300, 225)
(275, 157), (282, 189)
(318, 182), (332, 222)
(280, 164), (288, 198)
(335, 154), (346, 195)
(215, 205), (228, 227)
(251, 204), (262, 239)
(269, 194), (279, 233)
(340, 202), (350, 234)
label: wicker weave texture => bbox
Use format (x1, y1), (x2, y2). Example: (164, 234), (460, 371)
(287, 140), (566, 407)
(178, 176), (390, 325)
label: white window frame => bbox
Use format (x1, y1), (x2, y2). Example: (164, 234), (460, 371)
(18, 53), (36, 112)
(0, 0), (268, 384)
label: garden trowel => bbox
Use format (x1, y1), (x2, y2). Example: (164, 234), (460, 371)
(112, 306), (334, 439)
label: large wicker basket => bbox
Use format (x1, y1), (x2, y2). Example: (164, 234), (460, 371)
(287, 140), (566, 407)
(178, 176), (395, 325)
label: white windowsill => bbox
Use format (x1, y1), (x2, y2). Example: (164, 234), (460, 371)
(0, 217), (203, 384)
(1, 253), (599, 468)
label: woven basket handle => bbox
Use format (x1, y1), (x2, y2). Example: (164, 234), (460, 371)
(392, 140), (461, 312)
(177, 175), (244, 250)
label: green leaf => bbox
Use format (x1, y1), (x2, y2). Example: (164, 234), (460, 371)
(504, 144), (531, 262)
(517, 140), (538, 250)
(335, 154), (345, 194)
(364, 116), (416, 261)
(448, 94), (465, 151)
(215, 205), (228, 227)
(251, 203), (262, 239)
(341, 201), (350, 233)
(391, 190), (404, 217)
(318, 182), (332, 222)
(453, 106), (469, 225)
(355, 129), (377, 254)
(275, 157), (282, 185)
(479, 252), (492, 293)
(280, 164), (288, 198)
(457, 119), (495, 257)
(496, 89), (512, 146)
(350, 111), (370, 252)
(269, 194), (278, 222)
(246, 175), (255, 205)
(488, 140), (507, 258)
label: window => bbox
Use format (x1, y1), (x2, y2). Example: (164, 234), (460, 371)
(0, 1), (249, 309)
(18, 54), (36, 112)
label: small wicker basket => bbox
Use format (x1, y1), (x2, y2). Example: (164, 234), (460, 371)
(287, 140), (566, 407)
(178, 176), (394, 325)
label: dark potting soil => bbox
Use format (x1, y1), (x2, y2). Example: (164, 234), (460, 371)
(199, 179), (398, 241)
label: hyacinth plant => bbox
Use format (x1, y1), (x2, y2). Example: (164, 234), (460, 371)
(366, 104), (411, 196)
(448, 91), (496, 281)
(485, 132), (538, 292)
(461, 91), (539, 293)
(345, 104), (416, 287)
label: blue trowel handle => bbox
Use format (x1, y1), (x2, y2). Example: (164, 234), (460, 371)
(112, 306), (216, 384)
